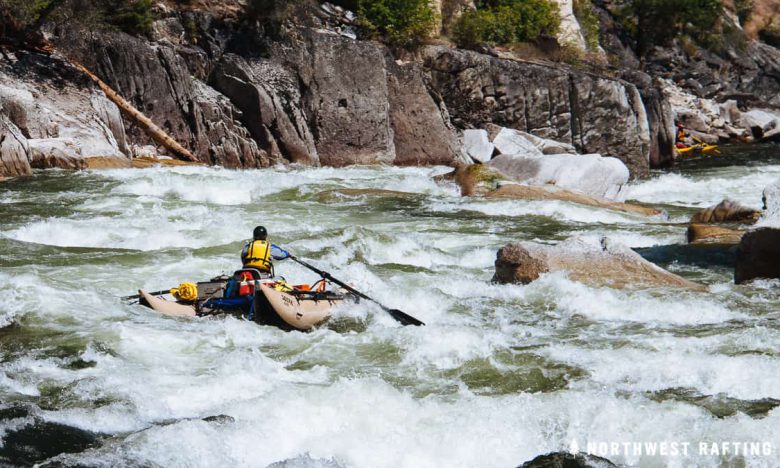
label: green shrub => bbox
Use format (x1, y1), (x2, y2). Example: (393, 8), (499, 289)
(620, 0), (723, 56)
(0, 0), (156, 40)
(734, 0), (752, 24)
(357, 0), (438, 49)
(573, 0), (599, 51)
(107, 0), (155, 35)
(453, 0), (560, 48)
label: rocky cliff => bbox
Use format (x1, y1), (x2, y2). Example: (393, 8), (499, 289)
(0, 2), (657, 179)
(1, 0), (779, 180)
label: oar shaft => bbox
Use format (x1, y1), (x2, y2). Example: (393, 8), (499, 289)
(292, 257), (371, 301)
(121, 289), (170, 300)
(289, 256), (424, 326)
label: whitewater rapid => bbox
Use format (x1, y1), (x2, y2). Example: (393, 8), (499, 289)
(1, 152), (779, 467)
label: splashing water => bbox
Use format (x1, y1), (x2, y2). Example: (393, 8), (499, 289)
(1, 147), (780, 467)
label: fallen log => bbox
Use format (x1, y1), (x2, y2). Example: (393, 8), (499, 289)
(72, 62), (196, 162)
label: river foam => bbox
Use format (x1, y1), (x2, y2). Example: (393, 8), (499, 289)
(1, 160), (779, 467)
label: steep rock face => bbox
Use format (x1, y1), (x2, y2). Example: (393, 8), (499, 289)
(211, 55), (317, 165)
(287, 30), (395, 166)
(385, 59), (464, 166)
(596, 0), (780, 109)
(47, 23), (465, 169)
(55, 27), (263, 168)
(552, 0), (588, 51)
(424, 46), (651, 177)
(0, 52), (128, 176)
(0, 114), (31, 178)
(622, 72), (676, 168)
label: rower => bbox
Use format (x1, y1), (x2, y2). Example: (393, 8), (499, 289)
(675, 123), (690, 148)
(241, 226), (274, 278)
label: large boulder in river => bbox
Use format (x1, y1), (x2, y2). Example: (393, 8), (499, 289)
(687, 224), (744, 245)
(453, 164), (658, 216)
(493, 236), (704, 290)
(735, 228), (780, 283)
(690, 199), (761, 224)
(520, 452), (617, 468)
(735, 181), (780, 283)
(487, 153), (629, 200)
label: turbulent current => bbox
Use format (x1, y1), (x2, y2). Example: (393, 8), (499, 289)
(1, 146), (780, 467)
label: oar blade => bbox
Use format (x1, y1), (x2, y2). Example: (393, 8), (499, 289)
(388, 308), (425, 326)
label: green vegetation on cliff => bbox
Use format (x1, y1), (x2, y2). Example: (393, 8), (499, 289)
(573, 0), (600, 51)
(452, 0), (560, 49)
(0, 0), (155, 42)
(620, 0), (723, 56)
(357, 0), (438, 49)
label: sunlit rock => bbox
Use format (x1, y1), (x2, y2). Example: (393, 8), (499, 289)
(453, 164), (658, 215)
(463, 129), (494, 163)
(488, 153), (629, 200)
(492, 127), (543, 158)
(690, 199), (761, 224)
(493, 236), (705, 290)
(687, 224), (744, 245)
(0, 114), (31, 178)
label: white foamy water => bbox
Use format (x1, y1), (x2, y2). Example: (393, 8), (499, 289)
(1, 156), (780, 467)
(626, 165), (780, 208)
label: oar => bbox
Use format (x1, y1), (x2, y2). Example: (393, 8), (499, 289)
(287, 255), (425, 326)
(121, 289), (171, 301)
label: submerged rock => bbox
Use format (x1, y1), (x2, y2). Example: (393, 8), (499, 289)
(314, 188), (417, 202)
(0, 417), (99, 465)
(687, 224), (744, 245)
(453, 164), (658, 216)
(487, 153), (630, 200)
(387, 59), (466, 166)
(493, 237), (705, 290)
(520, 452), (617, 468)
(690, 199), (761, 224)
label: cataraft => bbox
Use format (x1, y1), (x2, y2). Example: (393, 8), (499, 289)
(130, 255), (425, 331)
(138, 269), (348, 331)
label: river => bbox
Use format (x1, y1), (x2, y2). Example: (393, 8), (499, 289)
(1, 145), (779, 467)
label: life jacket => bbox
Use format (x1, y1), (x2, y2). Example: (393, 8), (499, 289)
(243, 239), (272, 272)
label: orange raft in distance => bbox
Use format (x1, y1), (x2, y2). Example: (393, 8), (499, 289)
(676, 143), (720, 157)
